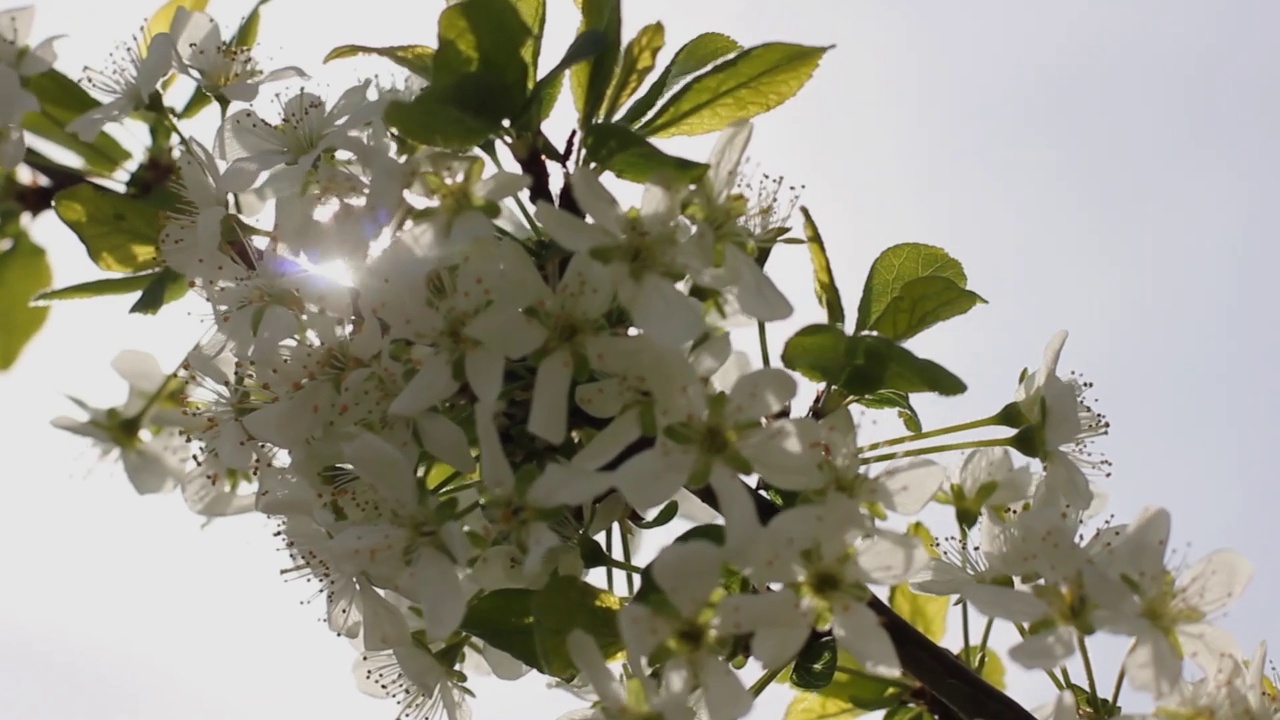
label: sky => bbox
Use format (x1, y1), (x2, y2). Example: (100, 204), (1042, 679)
(2, 0), (1279, 718)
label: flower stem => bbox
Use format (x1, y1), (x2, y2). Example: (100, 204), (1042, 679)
(757, 321), (771, 368)
(975, 617), (995, 674)
(620, 525), (636, 595)
(859, 436), (1012, 466)
(748, 666), (783, 697)
(1078, 635), (1101, 712)
(959, 525), (973, 663)
(857, 413), (1005, 452)
(1109, 664), (1126, 711)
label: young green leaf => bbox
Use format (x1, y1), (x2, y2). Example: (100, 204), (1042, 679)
(35, 272), (163, 302)
(432, 0), (532, 122)
(790, 634), (837, 690)
(460, 589), (541, 671)
(532, 576), (624, 680)
(801, 206), (844, 327)
(385, 87), (502, 150)
(617, 32), (741, 126)
(781, 326), (966, 397)
(569, 0), (621, 125)
(129, 267), (188, 314)
(854, 389), (922, 433)
(855, 243), (980, 335)
(783, 690), (859, 720)
(22, 70), (131, 173)
(52, 184), (165, 273)
(958, 647), (1007, 691)
(521, 28), (609, 128)
(232, 0), (272, 48)
(637, 42), (829, 138)
(510, 0), (545, 89)
(324, 44), (436, 78)
(582, 123), (708, 184)
(601, 22), (665, 121)
(0, 231), (51, 370)
(869, 275), (985, 341)
(146, 0), (209, 40)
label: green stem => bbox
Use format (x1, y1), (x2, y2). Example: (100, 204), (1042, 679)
(858, 413), (1005, 452)
(975, 617), (995, 673)
(859, 436), (1012, 466)
(1109, 663), (1125, 711)
(605, 525), (616, 595)
(620, 524), (636, 595)
(747, 666), (782, 697)
(1078, 635), (1100, 711)
(757, 321), (771, 368)
(959, 525), (973, 663)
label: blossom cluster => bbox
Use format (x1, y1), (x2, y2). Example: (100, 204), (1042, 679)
(6, 3), (1273, 719)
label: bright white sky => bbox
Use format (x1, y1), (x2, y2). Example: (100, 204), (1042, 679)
(3, 1), (1279, 718)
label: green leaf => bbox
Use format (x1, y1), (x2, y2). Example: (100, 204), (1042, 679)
(385, 88), (501, 150)
(129, 267), (188, 314)
(433, 0), (532, 122)
(617, 32), (741, 126)
(0, 231), (51, 370)
(637, 42), (829, 138)
(601, 22), (665, 121)
(783, 690), (859, 720)
(791, 634), (837, 690)
(521, 29), (609, 128)
(889, 524), (947, 644)
(569, 0), (621, 125)
(532, 576), (624, 680)
(781, 326), (967, 397)
(582, 123), (708, 184)
(324, 44), (435, 78)
(853, 390), (922, 433)
(147, 0), (209, 39)
(233, 0), (271, 48)
(23, 71), (131, 174)
(631, 499), (679, 529)
(855, 243), (974, 334)
(510, 0), (545, 89)
(870, 275), (985, 342)
(801, 206), (844, 327)
(460, 589), (541, 671)
(35, 272), (161, 302)
(957, 646), (1006, 691)
(53, 184), (165, 273)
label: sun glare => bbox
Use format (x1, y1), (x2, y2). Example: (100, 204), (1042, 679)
(311, 260), (356, 287)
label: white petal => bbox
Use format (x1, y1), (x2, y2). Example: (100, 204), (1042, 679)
(464, 347), (505, 405)
(627, 274), (704, 347)
(831, 602), (900, 675)
(707, 121), (752, 199)
(121, 447), (182, 495)
(567, 630), (627, 708)
(342, 431), (418, 508)
(1178, 621), (1241, 674)
(1121, 629), (1182, 700)
(724, 247), (792, 322)
(535, 203), (615, 253)
(694, 652), (752, 720)
(356, 581), (411, 651)
(528, 349), (574, 444)
(875, 459), (947, 515)
(475, 402), (514, 495)
(528, 462), (613, 507)
(653, 540), (723, 618)
(390, 348), (459, 416)
(852, 532), (928, 586)
(400, 549), (466, 640)
(1008, 626), (1077, 671)
(569, 168), (625, 236)
(572, 407), (642, 471)
(1177, 549), (1251, 614)
(416, 412), (476, 473)
(727, 368), (796, 420)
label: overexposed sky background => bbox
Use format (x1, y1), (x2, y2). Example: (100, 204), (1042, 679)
(3, 1), (1279, 718)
